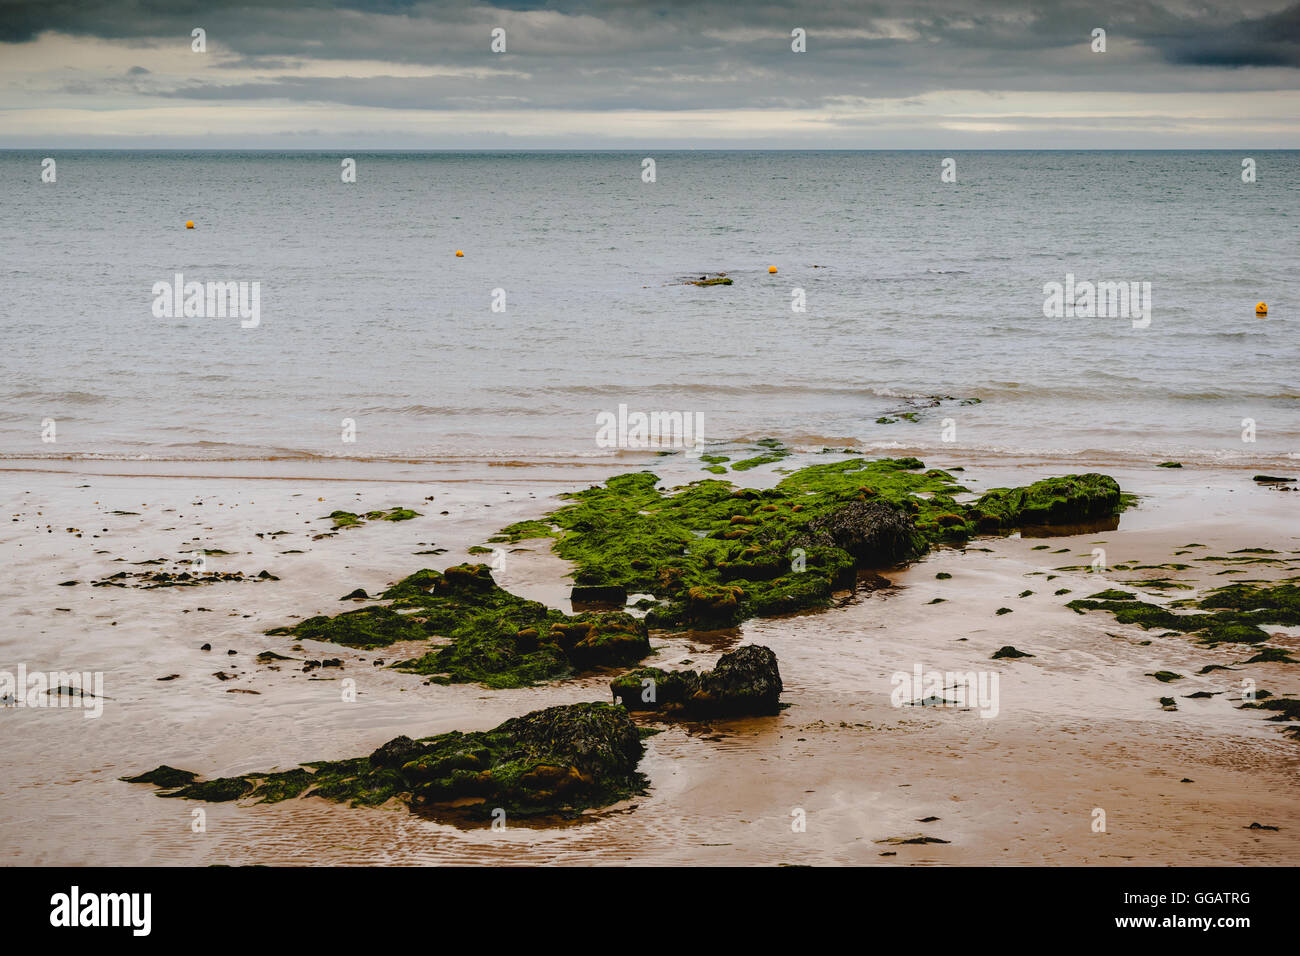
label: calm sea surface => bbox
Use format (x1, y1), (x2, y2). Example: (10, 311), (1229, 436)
(1, 150), (1296, 465)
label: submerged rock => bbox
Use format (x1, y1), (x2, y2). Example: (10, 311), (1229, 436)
(124, 701), (647, 820)
(610, 644), (783, 718)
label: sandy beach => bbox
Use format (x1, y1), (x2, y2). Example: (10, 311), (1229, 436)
(3, 451), (1296, 866)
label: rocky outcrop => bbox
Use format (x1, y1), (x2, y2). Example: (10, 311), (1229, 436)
(123, 702), (646, 820)
(971, 473), (1121, 529)
(796, 499), (925, 566)
(610, 645), (783, 718)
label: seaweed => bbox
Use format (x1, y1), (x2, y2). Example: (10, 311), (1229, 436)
(519, 459), (1124, 629)
(1067, 581), (1299, 646)
(325, 507), (420, 529)
(268, 563), (650, 688)
(123, 701), (647, 819)
(609, 645), (783, 718)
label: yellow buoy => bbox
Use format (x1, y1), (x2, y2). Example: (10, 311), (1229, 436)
(1256, 301), (1268, 316)
(455, 250), (464, 257)
(185, 220), (194, 229)
(768, 265), (777, 274)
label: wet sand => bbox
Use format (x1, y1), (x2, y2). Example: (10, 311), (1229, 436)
(1, 454), (1297, 865)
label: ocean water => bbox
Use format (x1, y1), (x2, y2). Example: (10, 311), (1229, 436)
(1, 149), (1296, 466)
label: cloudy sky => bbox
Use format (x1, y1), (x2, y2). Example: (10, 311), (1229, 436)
(2, 0), (1298, 148)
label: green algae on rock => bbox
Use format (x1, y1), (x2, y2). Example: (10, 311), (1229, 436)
(123, 701), (647, 819)
(1067, 582), (1300, 647)
(492, 459), (1128, 629)
(267, 563), (650, 688)
(969, 473), (1123, 530)
(325, 507), (420, 529)
(1240, 697), (1300, 740)
(609, 644), (783, 718)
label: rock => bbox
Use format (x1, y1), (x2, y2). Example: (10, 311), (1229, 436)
(1252, 475), (1295, 483)
(693, 644), (784, 715)
(341, 588), (369, 600)
(991, 645), (1033, 659)
(798, 500), (924, 567)
(441, 563), (496, 591)
(368, 735), (430, 770)
(120, 766), (198, 789)
(127, 702), (647, 820)
(569, 584), (628, 605)
(683, 584), (746, 625)
(553, 612), (649, 669)
(610, 644), (783, 718)
(972, 473), (1121, 528)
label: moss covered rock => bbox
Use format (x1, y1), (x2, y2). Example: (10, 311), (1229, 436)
(123, 702), (647, 820)
(269, 563), (650, 688)
(1067, 581), (1299, 646)
(610, 645), (783, 717)
(972, 473), (1122, 529)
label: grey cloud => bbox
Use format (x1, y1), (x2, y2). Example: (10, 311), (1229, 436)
(2, 0), (1297, 125)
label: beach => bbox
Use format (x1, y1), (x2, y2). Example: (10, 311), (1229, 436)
(3, 449), (1297, 866)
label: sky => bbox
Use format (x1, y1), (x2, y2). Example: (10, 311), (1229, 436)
(1, 0), (1298, 148)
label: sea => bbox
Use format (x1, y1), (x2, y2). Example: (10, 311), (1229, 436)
(2, 149), (1296, 467)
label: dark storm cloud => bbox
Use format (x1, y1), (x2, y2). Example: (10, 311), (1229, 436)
(1, 0), (1297, 113)
(1150, 1), (1300, 67)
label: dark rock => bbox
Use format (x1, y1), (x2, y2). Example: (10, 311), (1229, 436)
(128, 703), (646, 820)
(120, 766), (198, 789)
(368, 735), (430, 770)
(798, 500), (923, 567)
(694, 644), (784, 715)
(570, 584), (628, 605)
(610, 644), (783, 718)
